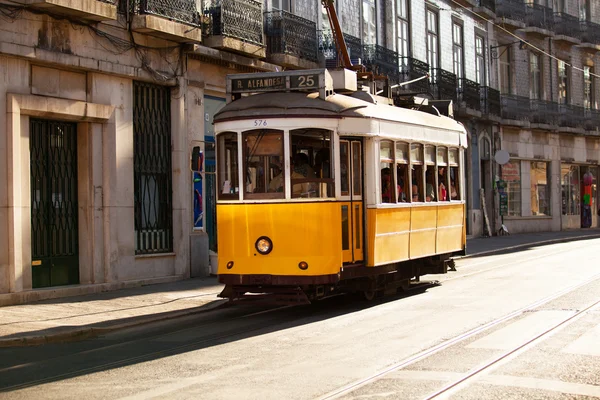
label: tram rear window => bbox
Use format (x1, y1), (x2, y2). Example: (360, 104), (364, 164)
(217, 132), (240, 200)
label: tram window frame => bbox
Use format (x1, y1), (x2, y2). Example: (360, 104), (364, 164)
(217, 132), (240, 201)
(410, 143), (424, 202)
(396, 142), (409, 203)
(340, 140), (351, 197)
(424, 145), (436, 202)
(242, 129), (285, 200)
(437, 146), (449, 202)
(290, 128), (334, 199)
(380, 140), (395, 203)
(448, 148), (460, 201)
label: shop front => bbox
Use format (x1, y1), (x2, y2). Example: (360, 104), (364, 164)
(561, 164), (598, 229)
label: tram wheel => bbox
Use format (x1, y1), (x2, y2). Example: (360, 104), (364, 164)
(362, 290), (376, 301)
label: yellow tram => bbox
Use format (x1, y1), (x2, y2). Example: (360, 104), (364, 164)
(212, 69), (467, 304)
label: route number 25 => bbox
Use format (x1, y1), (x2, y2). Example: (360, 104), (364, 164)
(297, 75), (315, 87)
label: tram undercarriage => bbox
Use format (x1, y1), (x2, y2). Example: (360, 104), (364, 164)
(218, 254), (456, 305)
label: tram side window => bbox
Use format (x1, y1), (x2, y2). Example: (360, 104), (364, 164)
(449, 148), (460, 200)
(243, 129), (284, 199)
(396, 142), (409, 202)
(290, 129), (333, 198)
(380, 141), (395, 203)
(217, 132), (240, 200)
(424, 145), (436, 202)
(410, 143), (424, 202)
(437, 147), (449, 202)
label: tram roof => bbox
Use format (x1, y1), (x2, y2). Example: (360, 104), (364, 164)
(214, 91), (467, 138)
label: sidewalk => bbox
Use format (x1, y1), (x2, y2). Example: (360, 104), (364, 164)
(1, 228), (599, 348)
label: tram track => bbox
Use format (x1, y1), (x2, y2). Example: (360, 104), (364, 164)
(316, 271), (600, 400)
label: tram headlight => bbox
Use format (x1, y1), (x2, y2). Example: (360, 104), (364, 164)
(255, 236), (273, 255)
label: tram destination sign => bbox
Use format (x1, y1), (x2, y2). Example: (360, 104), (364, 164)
(227, 69), (332, 100)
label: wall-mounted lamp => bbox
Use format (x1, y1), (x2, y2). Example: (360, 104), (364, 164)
(490, 40), (529, 59)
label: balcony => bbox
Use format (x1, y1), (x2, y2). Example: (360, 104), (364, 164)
(558, 104), (586, 129)
(202, 0), (265, 58)
(480, 87), (501, 119)
(496, 0), (526, 28)
(363, 45), (399, 84)
(123, 0), (202, 42)
(319, 31), (364, 68)
(475, 0), (496, 19)
(264, 11), (318, 69)
(19, 0), (116, 21)
(522, 2), (554, 36)
(457, 78), (481, 114)
(553, 13), (582, 44)
(501, 94), (530, 123)
(530, 99), (559, 126)
(584, 109), (600, 132)
(397, 57), (429, 95)
(430, 68), (457, 102)
(579, 21), (600, 50)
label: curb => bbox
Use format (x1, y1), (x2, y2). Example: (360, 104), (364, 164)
(0, 299), (229, 348)
(458, 233), (600, 260)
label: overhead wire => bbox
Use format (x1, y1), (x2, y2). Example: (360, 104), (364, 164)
(448, 0), (600, 79)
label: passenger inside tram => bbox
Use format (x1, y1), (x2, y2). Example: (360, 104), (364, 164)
(438, 166), (447, 201)
(397, 164), (408, 202)
(412, 184), (420, 202)
(425, 167), (436, 202)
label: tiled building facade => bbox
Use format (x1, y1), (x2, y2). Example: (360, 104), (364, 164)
(0, 0), (598, 302)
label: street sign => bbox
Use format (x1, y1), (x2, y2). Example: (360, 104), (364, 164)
(499, 192), (508, 216)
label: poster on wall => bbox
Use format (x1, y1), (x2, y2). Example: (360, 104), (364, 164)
(193, 172), (203, 229)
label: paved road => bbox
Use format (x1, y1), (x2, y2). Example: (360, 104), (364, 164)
(1, 239), (599, 399)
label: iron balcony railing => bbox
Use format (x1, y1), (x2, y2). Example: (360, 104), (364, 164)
(553, 13), (582, 39)
(525, 2), (554, 31)
(202, 0), (264, 45)
(478, 0), (495, 13)
(496, 0), (526, 22)
(530, 99), (559, 125)
(480, 86), (501, 117)
(501, 94), (530, 121)
(363, 44), (399, 84)
(584, 109), (600, 131)
(398, 57), (429, 94)
(430, 68), (457, 102)
(458, 78), (481, 111)
(120, 0), (200, 27)
(580, 21), (600, 44)
(558, 104), (586, 128)
(318, 31), (363, 67)
(264, 10), (318, 62)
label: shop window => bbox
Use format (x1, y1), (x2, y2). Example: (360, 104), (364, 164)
(380, 140), (395, 203)
(561, 164), (580, 215)
(243, 130), (284, 199)
(530, 161), (550, 216)
(501, 160), (521, 216)
(410, 143), (423, 202)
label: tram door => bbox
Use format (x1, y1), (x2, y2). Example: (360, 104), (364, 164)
(339, 139), (364, 263)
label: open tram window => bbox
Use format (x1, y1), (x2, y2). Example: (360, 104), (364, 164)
(290, 128), (333, 198)
(380, 141), (395, 203)
(396, 142), (409, 202)
(243, 129), (284, 199)
(410, 143), (424, 202)
(217, 132), (240, 200)
(449, 148), (460, 200)
(424, 145), (436, 202)
(437, 147), (449, 201)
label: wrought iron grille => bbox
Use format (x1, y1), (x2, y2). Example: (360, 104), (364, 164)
(133, 81), (173, 255)
(430, 68), (457, 102)
(30, 119), (79, 287)
(558, 104), (586, 128)
(458, 78), (481, 110)
(585, 109), (600, 131)
(580, 21), (600, 44)
(202, 0), (263, 45)
(496, 0), (526, 22)
(397, 57), (429, 94)
(478, 0), (495, 13)
(120, 0), (200, 27)
(501, 94), (530, 121)
(480, 86), (501, 117)
(264, 10), (318, 62)
(530, 99), (559, 125)
(363, 44), (399, 84)
(553, 13), (582, 39)
(318, 31), (363, 68)
(525, 3), (554, 31)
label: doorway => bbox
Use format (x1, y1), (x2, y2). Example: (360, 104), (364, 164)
(30, 119), (80, 288)
(339, 139), (364, 263)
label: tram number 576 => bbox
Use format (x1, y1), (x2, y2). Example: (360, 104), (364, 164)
(254, 120), (268, 127)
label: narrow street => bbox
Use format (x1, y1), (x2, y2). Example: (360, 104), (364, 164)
(1, 238), (599, 400)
